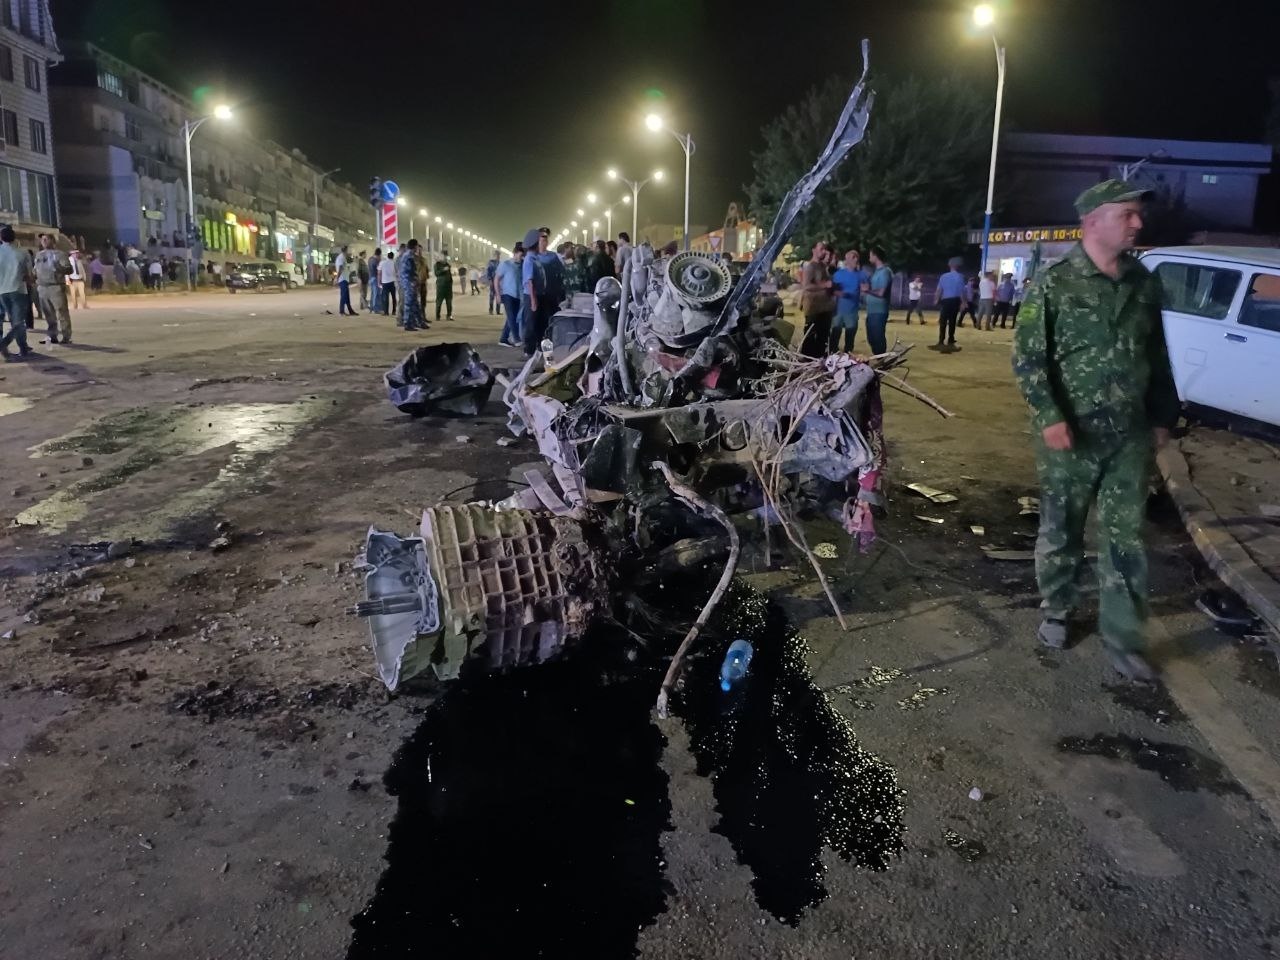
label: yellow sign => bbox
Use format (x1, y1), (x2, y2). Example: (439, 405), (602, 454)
(224, 212), (238, 225)
(969, 225), (1082, 245)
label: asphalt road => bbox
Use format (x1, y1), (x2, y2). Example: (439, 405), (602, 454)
(1, 286), (1278, 959)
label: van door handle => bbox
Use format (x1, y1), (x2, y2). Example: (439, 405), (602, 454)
(1224, 333), (1248, 342)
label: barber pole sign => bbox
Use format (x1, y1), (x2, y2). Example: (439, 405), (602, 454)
(381, 203), (398, 248)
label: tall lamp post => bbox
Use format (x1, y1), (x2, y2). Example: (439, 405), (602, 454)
(182, 103), (233, 290)
(434, 216), (443, 255)
(973, 3), (1006, 276)
(607, 168), (663, 240)
(645, 113), (695, 251)
(310, 164), (339, 283)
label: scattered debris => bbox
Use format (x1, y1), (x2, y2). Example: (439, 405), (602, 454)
(138, 837), (154, 851)
(969, 524), (985, 535)
(857, 665), (905, 690)
(813, 542), (838, 559)
(454, 435), (471, 444)
(1, 629), (14, 640)
(208, 536), (231, 552)
(495, 436), (517, 447)
(915, 515), (945, 524)
(944, 829), (986, 862)
(1195, 588), (1261, 635)
(897, 685), (948, 710)
(906, 482), (958, 504)
(1017, 496), (1040, 516)
(981, 546), (1036, 562)
(384, 343), (495, 417)
(968, 786), (985, 802)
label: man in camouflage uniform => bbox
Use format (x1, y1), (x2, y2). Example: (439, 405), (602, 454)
(34, 234), (72, 344)
(1012, 180), (1180, 682)
(398, 239), (426, 331)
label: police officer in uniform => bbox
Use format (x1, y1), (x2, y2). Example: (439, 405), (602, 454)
(398, 238), (426, 331)
(34, 234), (72, 344)
(1012, 180), (1180, 682)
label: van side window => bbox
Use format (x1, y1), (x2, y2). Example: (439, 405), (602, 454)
(1239, 273), (1280, 333)
(1152, 262), (1240, 320)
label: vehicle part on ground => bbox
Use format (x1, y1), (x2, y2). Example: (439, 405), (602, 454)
(385, 343), (495, 417)
(354, 528), (441, 691)
(353, 506), (610, 689)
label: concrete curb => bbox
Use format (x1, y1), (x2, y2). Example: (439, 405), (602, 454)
(1157, 441), (1280, 636)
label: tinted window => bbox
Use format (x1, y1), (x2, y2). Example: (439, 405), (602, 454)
(1239, 273), (1280, 334)
(1153, 261), (1240, 320)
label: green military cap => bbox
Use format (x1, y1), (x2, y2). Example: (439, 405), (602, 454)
(1074, 179), (1154, 217)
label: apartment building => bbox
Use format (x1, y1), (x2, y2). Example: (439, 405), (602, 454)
(0, 0), (60, 234)
(50, 41), (371, 267)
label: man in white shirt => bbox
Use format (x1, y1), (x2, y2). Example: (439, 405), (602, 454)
(904, 275), (923, 324)
(977, 271), (996, 331)
(334, 245), (357, 315)
(378, 250), (398, 316)
(67, 249), (88, 309)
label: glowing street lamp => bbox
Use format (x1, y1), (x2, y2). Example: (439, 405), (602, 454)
(607, 168), (663, 239)
(973, 3), (1006, 274)
(645, 113), (695, 250)
(182, 102), (233, 289)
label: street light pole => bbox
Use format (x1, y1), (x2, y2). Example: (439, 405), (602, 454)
(974, 5), (1006, 276)
(182, 104), (232, 291)
(608, 169), (662, 243)
(646, 115), (696, 251)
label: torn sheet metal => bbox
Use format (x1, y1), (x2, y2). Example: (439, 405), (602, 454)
(354, 506), (609, 688)
(385, 343), (495, 417)
(906, 482), (959, 505)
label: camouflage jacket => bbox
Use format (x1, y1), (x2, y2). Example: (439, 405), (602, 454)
(1012, 243), (1179, 436)
(34, 247), (70, 285)
(397, 249), (418, 286)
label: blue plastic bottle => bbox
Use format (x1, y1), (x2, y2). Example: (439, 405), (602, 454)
(720, 639), (754, 693)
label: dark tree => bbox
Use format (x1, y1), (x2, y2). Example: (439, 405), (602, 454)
(747, 73), (992, 271)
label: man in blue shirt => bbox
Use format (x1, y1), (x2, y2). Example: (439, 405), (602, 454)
(521, 227), (563, 358)
(829, 249), (866, 353)
(0, 226), (32, 360)
(932, 257), (967, 352)
(496, 244), (525, 347)
(863, 246), (893, 355)
(994, 272), (1016, 328)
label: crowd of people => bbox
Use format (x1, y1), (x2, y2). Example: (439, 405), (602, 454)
(331, 229), (635, 360)
(798, 244), (1033, 358)
(0, 231), (93, 360)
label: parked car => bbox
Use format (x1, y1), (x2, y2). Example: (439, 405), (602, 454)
(278, 261), (306, 288)
(1139, 246), (1280, 428)
(225, 263), (290, 293)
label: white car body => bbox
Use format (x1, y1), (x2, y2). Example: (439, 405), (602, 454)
(1139, 246), (1280, 428)
(279, 261), (306, 287)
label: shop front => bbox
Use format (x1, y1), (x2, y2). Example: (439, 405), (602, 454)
(198, 209), (277, 262)
(967, 224), (1083, 282)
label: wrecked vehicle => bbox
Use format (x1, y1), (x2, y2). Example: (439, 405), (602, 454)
(356, 41), (947, 696)
(385, 343), (494, 417)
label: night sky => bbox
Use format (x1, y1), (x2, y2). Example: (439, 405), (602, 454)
(53, 0), (1280, 244)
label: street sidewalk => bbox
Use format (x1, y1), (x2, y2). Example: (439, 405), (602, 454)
(1158, 426), (1280, 637)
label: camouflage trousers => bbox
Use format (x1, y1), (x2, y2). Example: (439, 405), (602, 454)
(1033, 433), (1151, 652)
(400, 285), (425, 330)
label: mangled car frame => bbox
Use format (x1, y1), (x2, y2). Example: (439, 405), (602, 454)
(356, 42), (948, 693)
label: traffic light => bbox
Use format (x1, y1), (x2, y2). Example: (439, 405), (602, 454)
(369, 177), (382, 208)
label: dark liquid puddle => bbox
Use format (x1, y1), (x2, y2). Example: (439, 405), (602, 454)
(675, 578), (905, 925)
(347, 639), (671, 959)
(1056, 734), (1246, 795)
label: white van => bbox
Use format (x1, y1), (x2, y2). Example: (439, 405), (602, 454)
(279, 261), (306, 288)
(1139, 246), (1280, 428)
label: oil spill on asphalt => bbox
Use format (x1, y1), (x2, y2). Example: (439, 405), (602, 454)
(16, 399), (330, 536)
(1103, 682), (1185, 725)
(0, 392), (34, 417)
(347, 637), (671, 960)
(675, 577), (905, 926)
(1056, 734), (1247, 795)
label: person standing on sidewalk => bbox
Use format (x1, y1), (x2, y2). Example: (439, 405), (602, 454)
(435, 252), (455, 321)
(1012, 179), (1179, 683)
(379, 251), (397, 316)
(485, 250), (500, 314)
(0, 226), (33, 360)
(496, 244), (525, 346)
(357, 251), (370, 310)
(34, 234), (72, 345)
(977, 270), (996, 331)
(829, 248), (865, 353)
(994, 272), (1015, 328)
(67, 249), (88, 310)
(932, 258), (966, 351)
(799, 240), (836, 358)
(368, 249), (383, 314)
(334, 245), (357, 316)
(399, 239), (427, 331)
(863, 246), (892, 355)
(904, 275), (924, 324)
